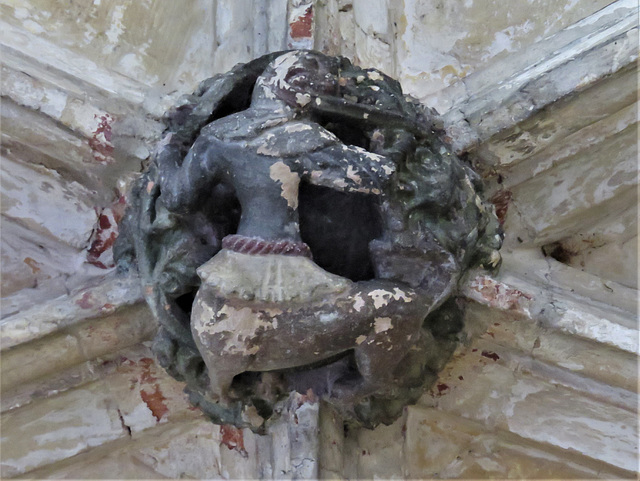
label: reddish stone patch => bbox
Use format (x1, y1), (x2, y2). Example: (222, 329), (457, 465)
(468, 275), (532, 313)
(76, 291), (93, 309)
(458, 376), (464, 381)
(436, 383), (449, 394)
(481, 350), (500, 361)
(140, 384), (168, 421)
(486, 331), (495, 338)
(99, 215), (112, 229)
(87, 196), (127, 269)
(89, 114), (114, 163)
(290, 6), (313, 38)
(221, 424), (248, 457)
(489, 189), (512, 225)
(139, 357), (159, 384)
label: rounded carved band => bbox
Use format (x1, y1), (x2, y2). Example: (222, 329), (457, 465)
(222, 234), (312, 258)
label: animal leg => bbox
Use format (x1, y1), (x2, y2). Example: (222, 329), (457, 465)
(353, 312), (426, 396)
(200, 354), (249, 405)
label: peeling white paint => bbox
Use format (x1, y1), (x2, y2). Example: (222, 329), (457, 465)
(367, 288), (411, 309)
(374, 317), (393, 333)
(194, 303), (277, 355)
(353, 293), (365, 312)
(120, 402), (157, 432)
(295, 92), (311, 106)
(269, 161), (300, 209)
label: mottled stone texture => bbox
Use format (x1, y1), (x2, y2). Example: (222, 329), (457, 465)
(1, 0), (637, 478)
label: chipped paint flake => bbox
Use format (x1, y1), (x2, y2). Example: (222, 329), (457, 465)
(374, 317), (393, 333)
(346, 165), (362, 184)
(353, 293), (365, 312)
(269, 161), (300, 209)
(368, 288), (411, 308)
(295, 93), (312, 106)
(194, 303), (278, 355)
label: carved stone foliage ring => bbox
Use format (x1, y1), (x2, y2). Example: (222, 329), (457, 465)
(115, 50), (502, 432)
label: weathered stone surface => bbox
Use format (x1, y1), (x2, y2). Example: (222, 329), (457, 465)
(463, 250), (639, 355)
(133, 422), (225, 479)
(475, 66), (638, 176)
(398, 0), (617, 102)
(420, 341), (638, 473)
(0, 1), (218, 107)
(22, 452), (169, 479)
(404, 406), (629, 479)
(498, 248), (637, 315)
(1, 300), (156, 403)
(464, 304), (638, 399)
(344, 415), (405, 479)
(1, 273), (143, 346)
(1, 219), (85, 303)
(0, 380), (127, 477)
(1, 157), (96, 249)
(1, 330), (84, 394)
(434, 0), (638, 152)
(505, 124), (637, 246)
(1, 344), (146, 414)
(317, 402), (345, 479)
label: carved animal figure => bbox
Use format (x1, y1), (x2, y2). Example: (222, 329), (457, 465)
(116, 50), (502, 430)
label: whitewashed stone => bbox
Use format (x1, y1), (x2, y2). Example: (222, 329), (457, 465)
(347, 415), (405, 479)
(476, 71), (638, 176)
(433, 0), (638, 151)
(1, 273), (143, 347)
(1, 331), (84, 393)
(1, 157), (97, 249)
(1, 219), (86, 300)
(405, 406), (628, 479)
(318, 401), (344, 479)
(133, 422), (224, 479)
(0, 381), (126, 477)
(505, 122), (637, 246)
(397, 0), (616, 104)
(421, 343), (638, 474)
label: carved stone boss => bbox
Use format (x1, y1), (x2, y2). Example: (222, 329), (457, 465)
(116, 50), (502, 432)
